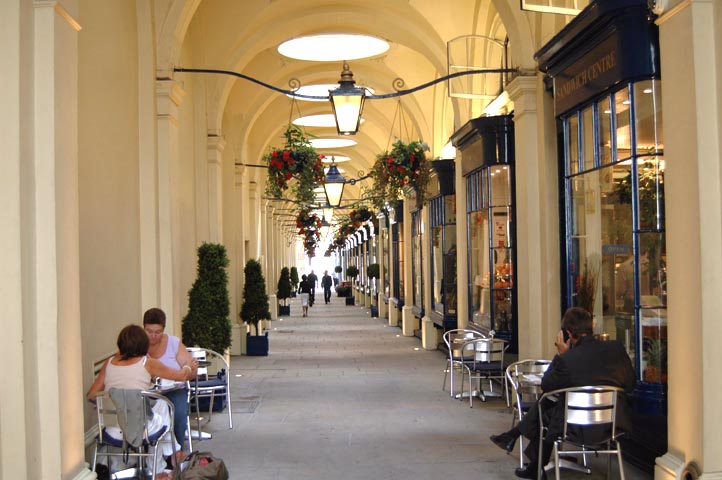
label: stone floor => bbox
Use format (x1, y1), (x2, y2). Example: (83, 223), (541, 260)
(195, 295), (652, 480)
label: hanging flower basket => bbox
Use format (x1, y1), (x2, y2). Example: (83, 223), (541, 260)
(264, 125), (325, 205)
(370, 140), (431, 209)
(348, 206), (374, 229)
(296, 208), (321, 258)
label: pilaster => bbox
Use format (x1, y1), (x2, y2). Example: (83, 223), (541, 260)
(507, 74), (560, 359)
(153, 79), (185, 326)
(207, 135), (226, 243)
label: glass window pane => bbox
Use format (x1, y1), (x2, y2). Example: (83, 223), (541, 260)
(615, 87), (632, 161)
(570, 177), (587, 237)
(582, 106), (595, 171)
(469, 210), (490, 325)
(491, 207), (512, 247)
(598, 96), (613, 165)
(634, 80), (663, 155)
(638, 232), (666, 301)
(481, 169), (489, 208)
(568, 115), (579, 174)
(444, 194), (456, 223)
(382, 228), (389, 297)
(490, 166), (511, 206)
(637, 157), (665, 231)
(432, 225), (443, 313)
(492, 290), (512, 331)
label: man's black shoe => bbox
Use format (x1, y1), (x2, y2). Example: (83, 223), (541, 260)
(489, 432), (517, 453)
(515, 464), (546, 479)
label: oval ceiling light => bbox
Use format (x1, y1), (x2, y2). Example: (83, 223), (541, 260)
(293, 114), (365, 128)
(310, 138), (357, 149)
(278, 34), (389, 62)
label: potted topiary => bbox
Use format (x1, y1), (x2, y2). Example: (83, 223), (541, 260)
(240, 259), (271, 356)
(344, 265), (359, 305)
(290, 266), (300, 297)
(182, 243), (232, 355)
(277, 266), (292, 317)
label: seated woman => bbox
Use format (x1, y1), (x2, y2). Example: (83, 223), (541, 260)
(143, 307), (198, 450)
(87, 324), (194, 479)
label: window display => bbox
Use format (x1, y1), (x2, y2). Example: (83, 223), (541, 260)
(429, 195), (457, 328)
(411, 210), (423, 314)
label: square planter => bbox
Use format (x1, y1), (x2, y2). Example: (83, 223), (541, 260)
(345, 297), (355, 306)
(278, 305), (291, 316)
(246, 332), (269, 356)
(370, 305), (379, 317)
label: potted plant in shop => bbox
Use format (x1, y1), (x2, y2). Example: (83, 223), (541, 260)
(277, 267), (292, 317)
(240, 259), (271, 356)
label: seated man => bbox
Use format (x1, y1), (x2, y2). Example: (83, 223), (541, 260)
(489, 307), (636, 479)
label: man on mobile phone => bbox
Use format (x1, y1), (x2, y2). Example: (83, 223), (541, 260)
(489, 307), (635, 479)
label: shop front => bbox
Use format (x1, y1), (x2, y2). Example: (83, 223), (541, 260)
(452, 115), (518, 353)
(535, 0), (665, 470)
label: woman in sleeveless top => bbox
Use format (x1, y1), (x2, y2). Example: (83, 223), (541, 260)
(87, 324), (192, 478)
(143, 308), (198, 450)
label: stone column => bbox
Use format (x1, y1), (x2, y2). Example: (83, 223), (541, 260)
(207, 135), (226, 243)
(507, 74), (561, 359)
(655, 1), (722, 478)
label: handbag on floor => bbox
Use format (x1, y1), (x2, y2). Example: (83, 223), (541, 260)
(174, 451), (229, 480)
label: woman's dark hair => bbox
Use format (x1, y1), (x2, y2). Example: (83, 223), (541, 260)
(117, 324), (150, 360)
(562, 307), (594, 338)
(301, 274), (307, 280)
(143, 307), (166, 328)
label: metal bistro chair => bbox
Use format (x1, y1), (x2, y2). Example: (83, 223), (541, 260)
(538, 386), (627, 480)
(463, 337), (509, 407)
(442, 329), (485, 399)
(506, 359), (551, 467)
(188, 347), (233, 436)
(91, 389), (177, 480)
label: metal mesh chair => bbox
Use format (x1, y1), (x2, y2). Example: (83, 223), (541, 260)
(91, 389), (177, 480)
(188, 347), (233, 436)
(464, 337), (509, 407)
(441, 329), (485, 400)
(505, 359), (551, 467)
(538, 386), (626, 480)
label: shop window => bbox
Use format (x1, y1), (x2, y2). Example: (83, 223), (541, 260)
(430, 195), (457, 326)
(467, 167), (515, 340)
(411, 210), (423, 314)
(562, 79), (666, 386)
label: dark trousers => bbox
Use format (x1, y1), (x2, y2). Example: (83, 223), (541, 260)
(517, 398), (555, 468)
(309, 288), (315, 305)
(164, 387), (190, 449)
(323, 287), (332, 303)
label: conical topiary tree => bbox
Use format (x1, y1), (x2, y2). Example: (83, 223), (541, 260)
(182, 243), (232, 354)
(240, 259), (271, 335)
(290, 266), (300, 292)
(277, 266), (292, 304)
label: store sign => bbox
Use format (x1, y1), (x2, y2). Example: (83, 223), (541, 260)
(553, 35), (622, 113)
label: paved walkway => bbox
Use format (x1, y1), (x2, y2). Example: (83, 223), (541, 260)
(198, 295), (651, 480)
